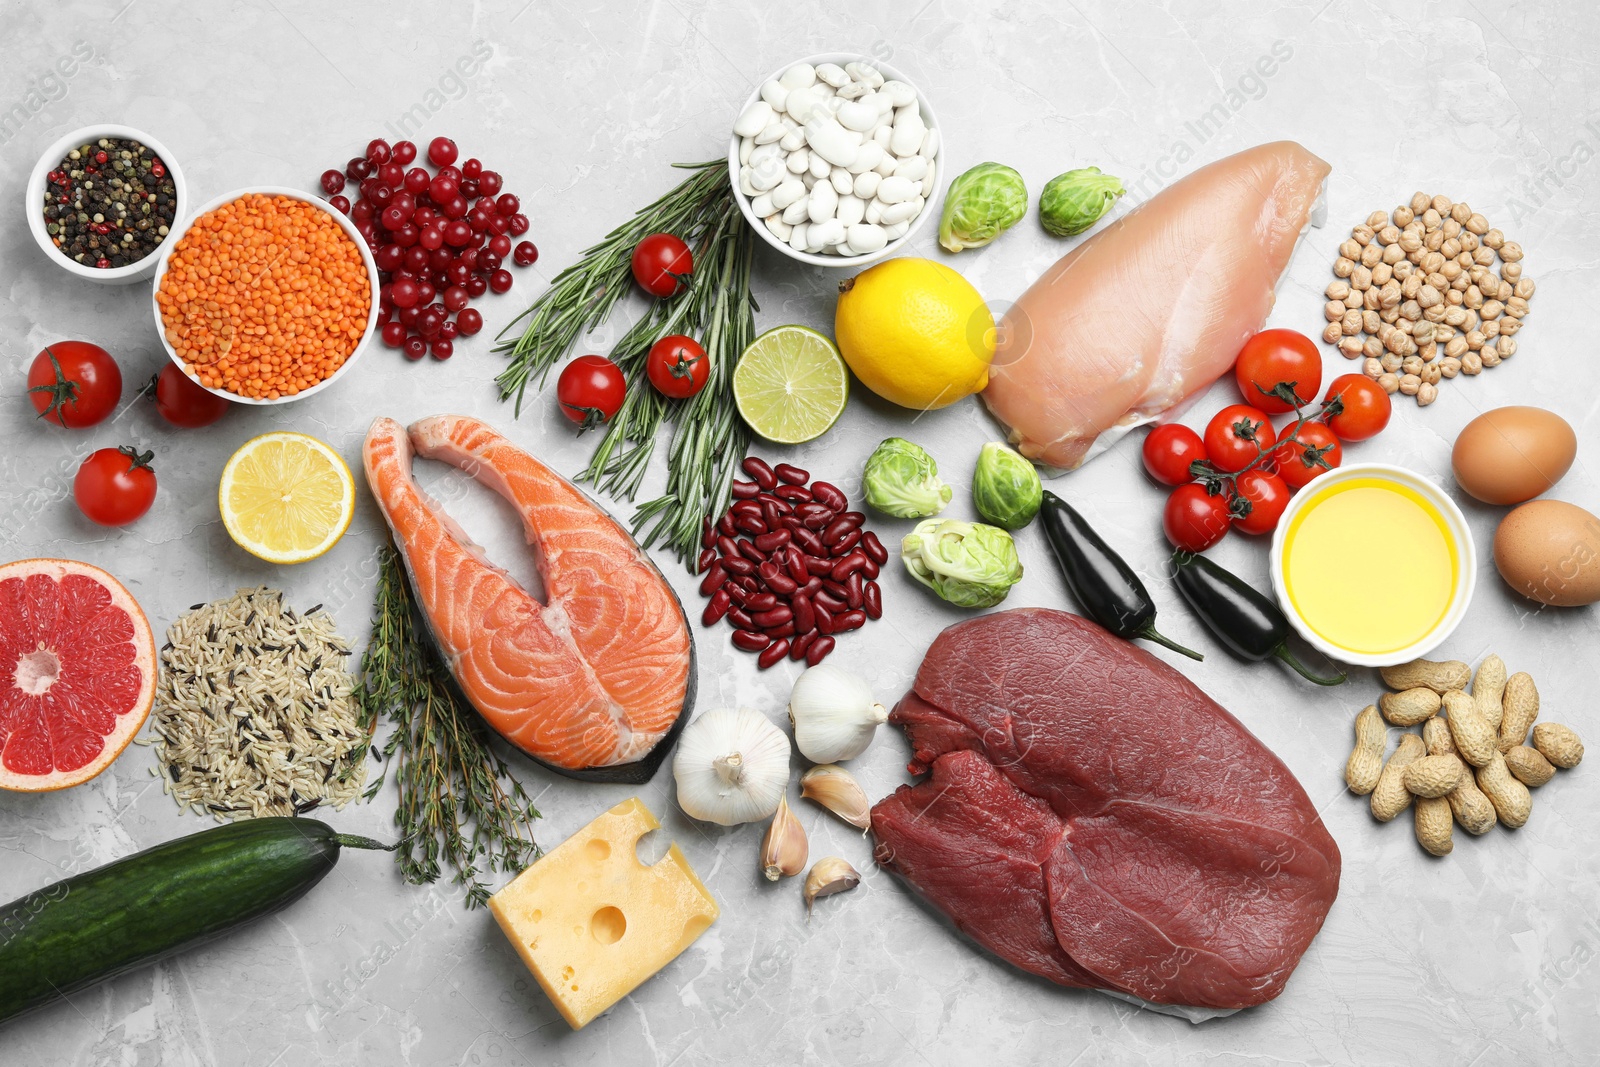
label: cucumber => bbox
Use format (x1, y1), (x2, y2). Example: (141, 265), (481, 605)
(0, 817), (391, 1024)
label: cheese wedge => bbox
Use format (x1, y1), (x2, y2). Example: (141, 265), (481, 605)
(488, 798), (718, 1029)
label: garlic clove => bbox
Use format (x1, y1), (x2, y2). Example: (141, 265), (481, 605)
(800, 763), (872, 830)
(803, 856), (860, 913)
(760, 796), (808, 881)
(788, 664), (889, 764)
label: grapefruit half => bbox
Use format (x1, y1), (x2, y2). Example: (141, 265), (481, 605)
(0, 559), (155, 792)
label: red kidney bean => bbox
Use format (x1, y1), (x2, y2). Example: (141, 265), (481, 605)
(759, 490), (792, 510)
(792, 594), (815, 634)
(829, 529), (861, 555)
(732, 629), (770, 652)
(698, 562), (726, 596)
(726, 583), (752, 606)
(823, 514), (863, 543)
(751, 606), (793, 628)
(760, 501), (783, 528)
(785, 551), (809, 584)
(790, 630), (816, 661)
(746, 592), (778, 613)
(845, 571), (864, 609)
(810, 482), (847, 510)
(861, 530), (888, 565)
(758, 639), (790, 669)
(800, 575), (822, 596)
(766, 621), (796, 639)
(862, 556), (880, 580)
(805, 554), (835, 576)
(831, 550), (867, 582)
(728, 608), (757, 631)
(767, 572), (798, 596)
(757, 560), (780, 584)
(696, 547), (717, 572)
(774, 462), (810, 485)
(722, 555), (755, 577)
(797, 505), (834, 529)
(731, 478), (760, 499)
(773, 484), (812, 503)
(702, 518), (717, 549)
(821, 578), (849, 597)
(741, 456), (777, 490)
(792, 527), (827, 556)
(731, 499), (762, 520)
(735, 515), (768, 537)
(834, 609), (866, 632)
(702, 588), (731, 625)
(814, 590), (847, 615)
(716, 534), (740, 559)
(864, 581), (882, 619)
(841, 510), (866, 525)
(806, 635), (835, 665)
(754, 529), (791, 553)
(738, 540), (767, 564)
(717, 513), (737, 537)
(814, 605), (835, 635)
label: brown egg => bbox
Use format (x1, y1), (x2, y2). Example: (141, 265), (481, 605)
(1493, 499), (1600, 606)
(1451, 406), (1577, 505)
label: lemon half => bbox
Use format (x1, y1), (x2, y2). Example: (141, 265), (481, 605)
(219, 432), (355, 564)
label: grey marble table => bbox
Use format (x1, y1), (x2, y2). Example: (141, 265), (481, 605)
(2, 1), (1598, 1063)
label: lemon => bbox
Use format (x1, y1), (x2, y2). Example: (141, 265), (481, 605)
(733, 325), (850, 444)
(219, 432), (355, 564)
(833, 257), (996, 411)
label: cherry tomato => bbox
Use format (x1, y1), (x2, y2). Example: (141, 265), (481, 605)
(556, 355), (626, 429)
(646, 335), (709, 398)
(27, 342), (122, 428)
(1141, 424), (1207, 486)
(1162, 483), (1232, 552)
(74, 446), (157, 526)
(153, 364), (231, 428)
(1203, 405), (1276, 473)
(1234, 329), (1322, 413)
(1273, 421), (1343, 489)
(1322, 373), (1392, 442)
(1232, 469), (1291, 536)
(631, 233), (693, 298)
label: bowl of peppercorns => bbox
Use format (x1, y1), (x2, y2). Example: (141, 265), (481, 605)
(27, 124), (185, 285)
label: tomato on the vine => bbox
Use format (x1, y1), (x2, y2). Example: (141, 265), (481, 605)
(1234, 329), (1322, 413)
(1232, 469), (1291, 535)
(74, 446), (157, 526)
(27, 342), (122, 428)
(1141, 424), (1207, 486)
(153, 364), (231, 428)
(1273, 422), (1343, 489)
(556, 355), (626, 428)
(1203, 405), (1276, 473)
(631, 233), (693, 298)
(1322, 373), (1392, 442)
(646, 334), (708, 398)
(1162, 483), (1232, 552)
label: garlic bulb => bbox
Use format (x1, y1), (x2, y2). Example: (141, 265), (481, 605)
(760, 796), (808, 881)
(788, 664), (888, 763)
(803, 856), (860, 914)
(674, 707), (792, 825)
(800, 764), (872, 830)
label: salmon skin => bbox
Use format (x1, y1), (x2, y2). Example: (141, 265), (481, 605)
(362, 415), (695, 782)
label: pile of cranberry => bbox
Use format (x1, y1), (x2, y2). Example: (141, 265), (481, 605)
(318, 136), (539, 361)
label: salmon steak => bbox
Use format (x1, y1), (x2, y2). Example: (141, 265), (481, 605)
(362, 415), (694, 780)
(983, 141), (1330, 471)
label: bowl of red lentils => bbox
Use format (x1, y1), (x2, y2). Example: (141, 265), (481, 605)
(27, 123), (187, 285)
(149, 187), (379, 403)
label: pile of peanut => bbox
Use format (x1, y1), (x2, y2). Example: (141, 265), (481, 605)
(1344, 655), (1583, 856)
(1322, 193), (1533, 406)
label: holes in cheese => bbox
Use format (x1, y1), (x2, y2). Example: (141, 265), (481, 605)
(591, 905), (626, 944)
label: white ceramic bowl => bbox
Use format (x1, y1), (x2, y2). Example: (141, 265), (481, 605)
(26, 124), (188, 286)
(148, 186), (380, 406)
(1269, 463), (1476, 667)
(728, 52), (944, 269)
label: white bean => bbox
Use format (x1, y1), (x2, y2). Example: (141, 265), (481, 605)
(779, 127), (806, 152)
(760, 80), (789, 112)
(919, 128), (940, 160)
(804, 116), (861, 168)
(846, 223), (888, 253)
(749, 141), (783, 168)
(852, 171), (881, 200)
(875, 175), (916, 205)
(835, 80), (869, 100)
(800, 170), (817, 189)
(846, 141), (884, 175)
(734, 100), (774, 138)
(893, 156), (928, 182)
(750, 191), (775, 217)
(836, 193), (866, 227)
(808, 180), (838, 223)
(830, 168), (854, 195)
(808, 151), (831, 180)
(837, 100), (879, 132)
(780, 63), (817, 90)
(921, 161), (937, 194)
(783, 86), (827, 124)
(883, 219), (910, 241)
(788, 221), (810, 251)
(815, 62), (849, 88)
(739, 136), (753, 166)
(845, 62), (883, 88)
(755, 121), (787, 145)
(916, 177), (934, 199)
(786, 149), (809, 175)
(864, 199), (883, 225)
(765, 215), (793, 241)
(880, 196), (922, 225)
(749, 162), (783, 192)
(809, 218), (845, 248)
(872, 125), (893, 149)
(874, 151), (898, 177)
(770, 178), (806, 210)
(822, 94), (846, 116)
(890, 111), (926, 157)
(880, 80), (916, 108)
(739, 166), (758, 196)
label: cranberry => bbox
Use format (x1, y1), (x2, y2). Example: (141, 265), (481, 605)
(429, 176), (458, 204)
(459, 179), (480, 200)
(458, 248), (481, 271)
(443, 220), (473, 247)
(477, 250), (502, 273)
(375, 244), (404, 272)
(413, 206), (438, 228)
(427, 137), (458, 167)
(508, 213), (530, 236)
(416, 283), (437, 307)
(514, 241), (539, 266)
(356, 219), (379, 244)
(381, 204), (410, 231)
(381, 321), (406, 348)
(366, 138), (392, 165)
(379, 162), (405, 188)
(466, 276), (488, 299)
(487, 234), (512, 259)
(346, 157), (373, 181)
(430, 339), (454, 360)
(478, 171), (503, 198)
(419, 225), (444, 251)
(392, 140), (418, 165)
(438, 320), (459, 341)
(489, 269), (514, 294)
(443, 261), (470, 287)
(398, 305), (422, 328)
(495, 194), (520, 216)
(403, 335), (428, 361)
(377, 304), (392, 326)
(390, 277), (422, 309)
(468, 212), (493, 234)
(462, 158), (483, 180)
(418, 307), (445, 338)
(328, 194), (351, 215)
(389, 191), (416, 217)
(392, 224), (420, 248)
(351, 198), (375, 223)
(487, 213), (510, 235)
(404, 246), (431, 274)
(320, 169), (346, 195)
(437, 165), (463, 183)
(456, 308), (484, 336)
(404, 167), (431, 195)
(442, 285), (470, 312)
(441, 195), (469, 220)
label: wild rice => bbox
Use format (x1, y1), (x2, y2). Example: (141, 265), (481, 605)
(146, 587), (368, 821)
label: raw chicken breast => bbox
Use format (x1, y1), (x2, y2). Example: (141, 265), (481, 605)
(982, 142), (1330, 471)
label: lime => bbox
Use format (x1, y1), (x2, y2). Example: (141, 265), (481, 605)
(733, 325), (850, 444)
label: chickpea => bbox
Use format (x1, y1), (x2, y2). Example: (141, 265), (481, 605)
(1484, 228), (1504, 250)
(1430, 194), (1453, 214)
(1480, 343), (1503, 368)
(1450, 202), (1471, 224)
(1351, 224), (1376, 246)
(1500, 317), (1522, 337)
(1461, 352), (1483, 375)
(1334, 257), (1355, 278)
(1364, 356), (1384, 378)
(1393, 205), (1415, 227)
(1501, 261), (1522, 281)
(1460, 231), (1479, 252)
(1425, 302), (1449, 322)
(1345, 290), (1364, 310)
(1340, 239), (1363, 260)
(1380, 351), (1403, 373)
(1412, 321), (1435, 344)
(1364, 287), (1382, 310)
(1498, 336), (1518, 358)
(1446, 336), (1468, 359)
(1506, 296), (1530, 317)
(1480, 298), (1504, 320)
(1378, 372), (1401, 393)
(1382, 242), (1405, 265)
(1417, 381), (1439, 406)
(1401, 354), (1424, 376)
(1326, 279), (1351, 301)
(1399, 230), (1424, 253)
(1341, 309), (1363, 335)
(1322, 321), (1344, 344)
(1361, 243), (1384, 268)
(1367, 210), (1390, 229)
(1421, 360), (1442, 385)
(1363, 335), (1384, 359)
(1350, 264), (1373, 290)
(1442, 219), (1462, 241)
(1440, 356), (1462, 378)
(1425, 230), (1444, 251)
(1466, 329), (1486, 350)
(1514, 276), (1535, 299)
(1372, 262), (1393, 286)
(1377, 225), (1400, 246)
(1410, 191), (1431, 214)
(1380, 304), (1401, 324)
(1499, 241), (1523, 262)
(1399, 373), (1422, 396)
(1338, 336), (1365, 359)
(1441, 237), (1462, 259)
(1465, 213), (1489, 235)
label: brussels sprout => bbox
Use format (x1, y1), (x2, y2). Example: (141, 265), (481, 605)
(1039, 166), (1125, 237)
(938, 163), (1028, 253)
(901, 519), (1023, 608)
(972, 442), (1042, 529)
(863, 437), (952, 519)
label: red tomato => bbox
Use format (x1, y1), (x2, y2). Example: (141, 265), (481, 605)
(631, 233), (694, 298)
(556, 355), (626, 428)
(27, 342), (121, 428)
(74, 446), (157, 526)
(646, 335), (709, 398)
(1162, 483), (1232, 552)
(1141, 424), (1207, 486)
(1234, 329), (1322, 413)
(1322, 373), (1392, 442)
(1203, 405), (1276, 473)
(153, 364), (231, 428)
(1273, 421), (1343, 489)
(1232, 469), (1291, 535)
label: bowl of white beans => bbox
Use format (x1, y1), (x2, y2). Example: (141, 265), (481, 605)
(728, 53), (944, 268)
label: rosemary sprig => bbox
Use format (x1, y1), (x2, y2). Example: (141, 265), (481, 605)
(492, 160), (755, 566)
(353, 545), (541, 908)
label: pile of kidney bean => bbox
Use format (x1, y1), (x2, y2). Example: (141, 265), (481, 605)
(699, 457), (887, 669)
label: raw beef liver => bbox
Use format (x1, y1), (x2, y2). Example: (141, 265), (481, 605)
(871, 608), (1340, 1010)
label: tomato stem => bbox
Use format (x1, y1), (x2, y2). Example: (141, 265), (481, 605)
(118, 445), (156, 472)
(27, 346), (81, 424)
